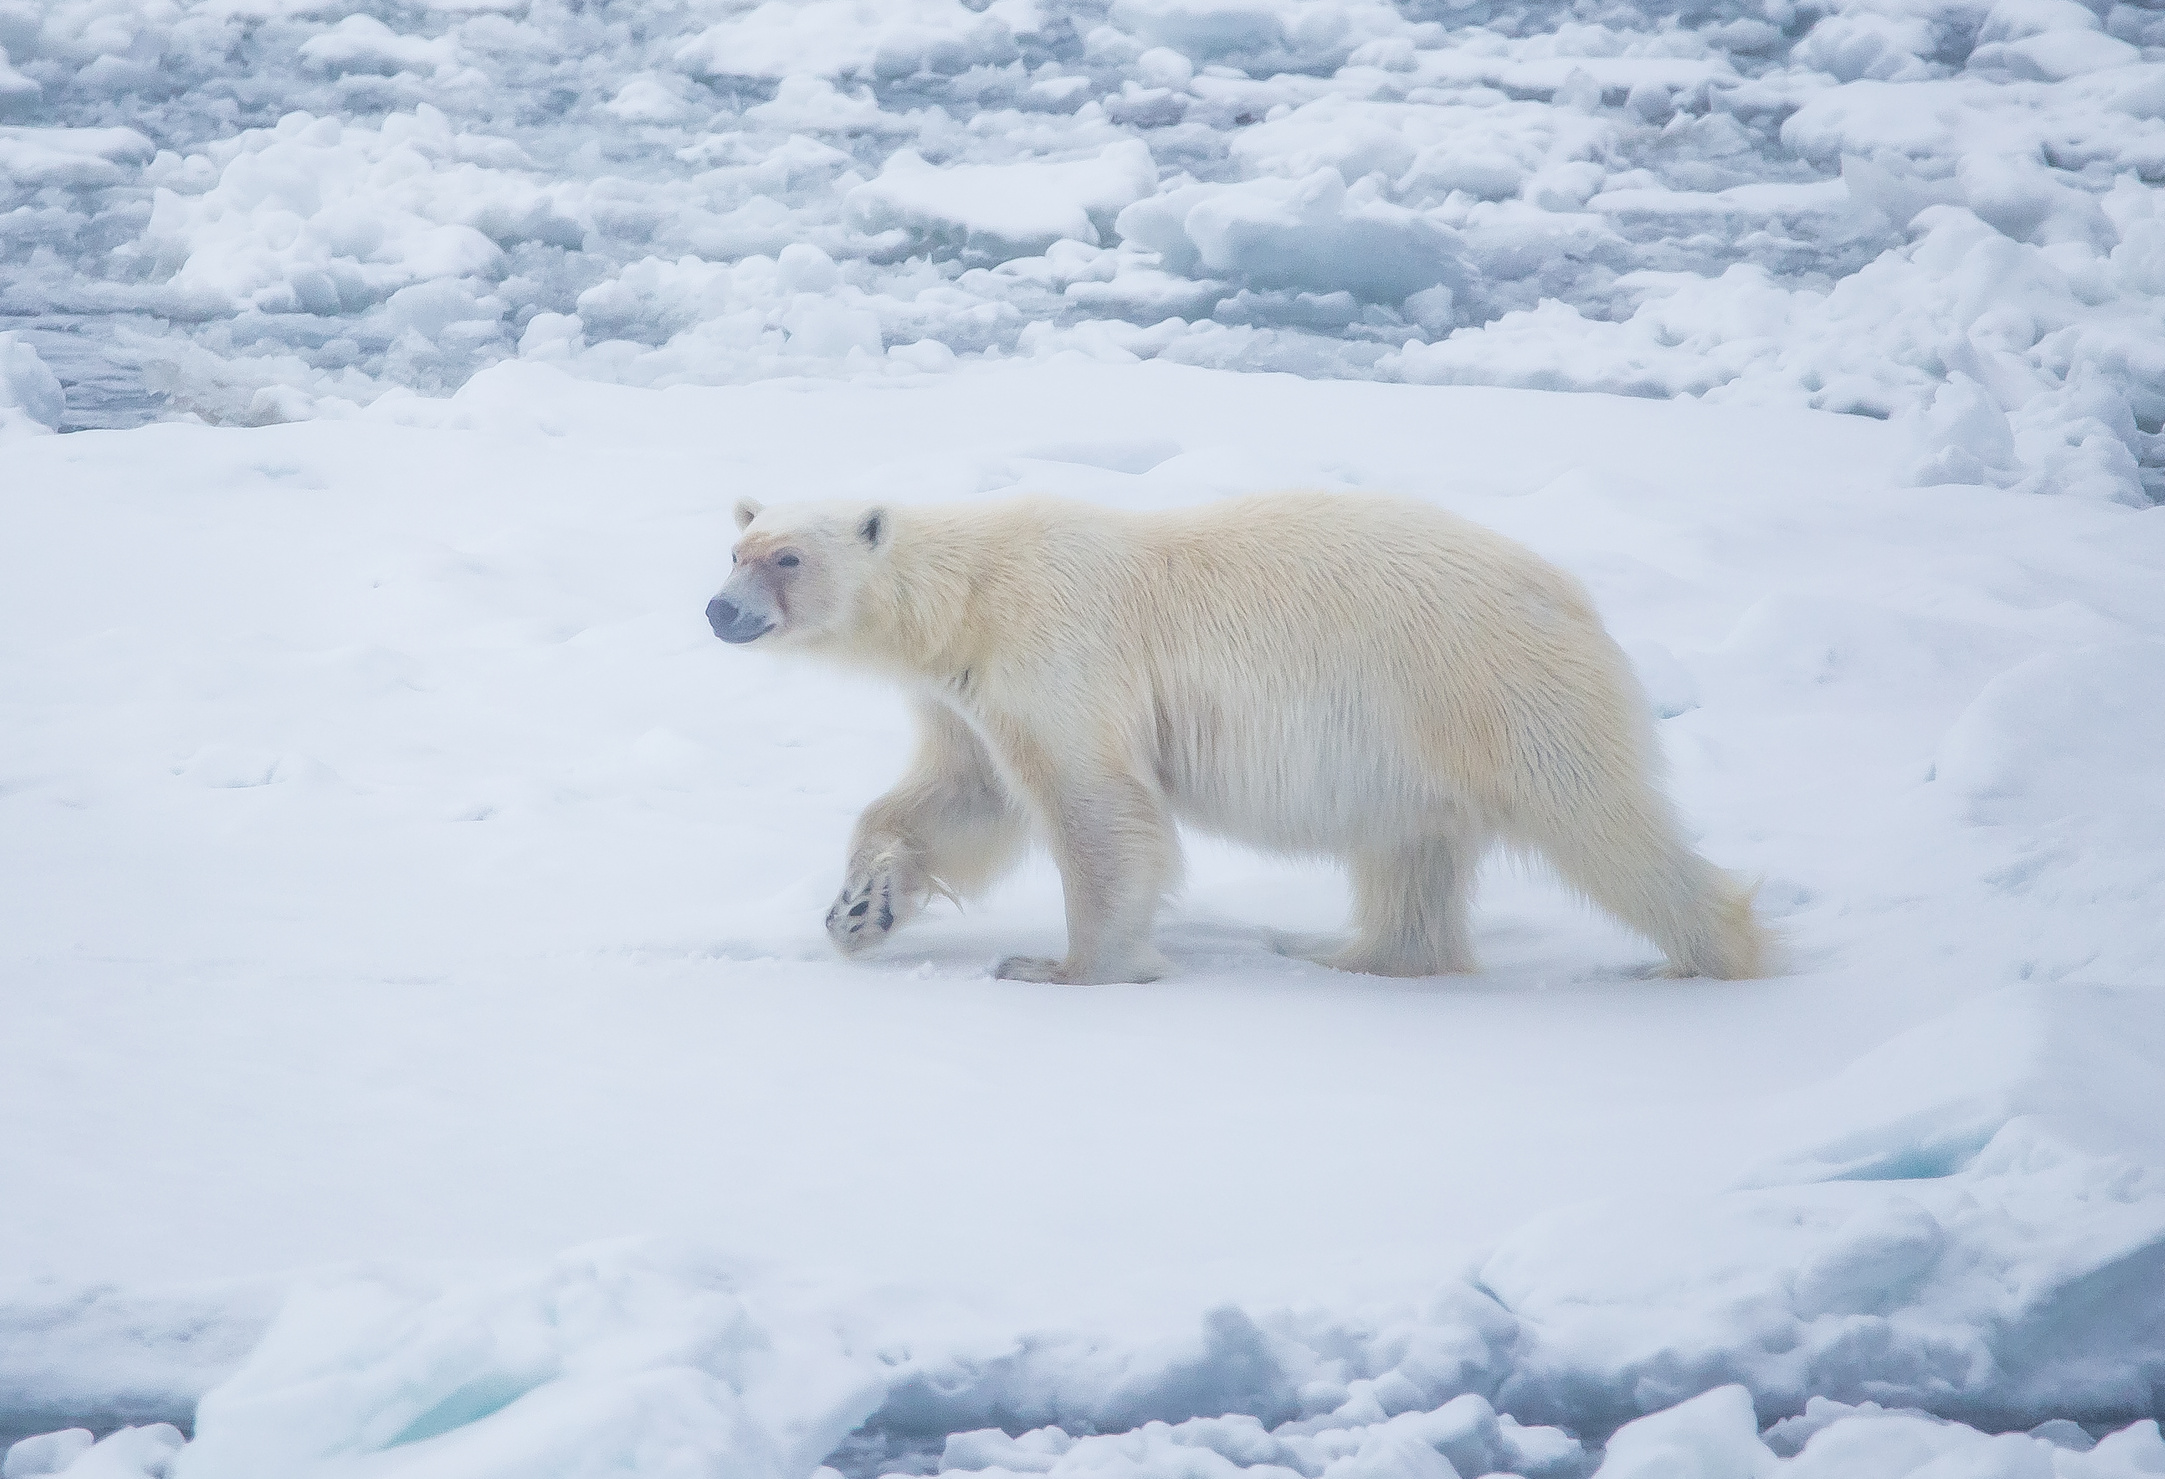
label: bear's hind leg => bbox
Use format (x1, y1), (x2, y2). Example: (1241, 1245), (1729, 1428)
(1312, 830), (1485, 978)
(1522, 789), (1770, 980)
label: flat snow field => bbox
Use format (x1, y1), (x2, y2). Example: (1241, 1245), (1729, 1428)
(3, 359), (2164, 1478)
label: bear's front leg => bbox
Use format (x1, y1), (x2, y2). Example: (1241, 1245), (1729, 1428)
(826, 843), (932, 956)
(824, 701), (1030, 958)
(991, 758), (1178, 986)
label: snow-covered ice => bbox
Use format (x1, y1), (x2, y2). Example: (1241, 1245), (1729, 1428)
(4, 360), (2163, 1474)
(3, 0), (2164, 1473)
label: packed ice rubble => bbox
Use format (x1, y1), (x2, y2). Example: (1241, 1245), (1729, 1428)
(1, 0), (2161, 495)
(0, 330), (65, 438)
(902, 1394), (2165, 1479)
(7, 981), (2162, 1479)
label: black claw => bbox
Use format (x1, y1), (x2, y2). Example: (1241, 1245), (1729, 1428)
(848, 899), (870, 917)
(877, 902), (894, 930)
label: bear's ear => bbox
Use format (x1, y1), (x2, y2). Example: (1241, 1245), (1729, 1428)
(733, 497), (764, 531)
(857, 507), (887, 549)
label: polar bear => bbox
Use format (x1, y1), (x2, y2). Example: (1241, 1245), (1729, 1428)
(707, 491), (1769, 985)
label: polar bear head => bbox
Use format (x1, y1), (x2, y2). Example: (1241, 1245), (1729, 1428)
(706, 497), (889, 647)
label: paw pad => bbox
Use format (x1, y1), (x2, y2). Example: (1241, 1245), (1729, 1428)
(826, 861), (903, 954)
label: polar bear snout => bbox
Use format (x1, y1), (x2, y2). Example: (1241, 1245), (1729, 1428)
(705, 593), (774, 644)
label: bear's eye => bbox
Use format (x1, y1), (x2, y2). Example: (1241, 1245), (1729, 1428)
(730, 550), (738, 564)
(776, 553), (800, 568)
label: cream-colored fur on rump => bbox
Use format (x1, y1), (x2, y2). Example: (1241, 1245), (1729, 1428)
(708, 490), (1772, 985)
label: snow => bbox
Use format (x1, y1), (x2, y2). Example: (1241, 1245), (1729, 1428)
(4, 358), (2164, 1474)
(4, 0), (2164, 1471)
(1934, 642), (2165, 829)
(1114, 167), (1475, 302)
(849, 141), (1161, 257)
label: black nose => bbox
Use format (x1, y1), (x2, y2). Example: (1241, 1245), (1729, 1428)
(705, 595), (773, 644)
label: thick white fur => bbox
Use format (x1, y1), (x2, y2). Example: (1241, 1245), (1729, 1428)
(713, 491), (1772, 985)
